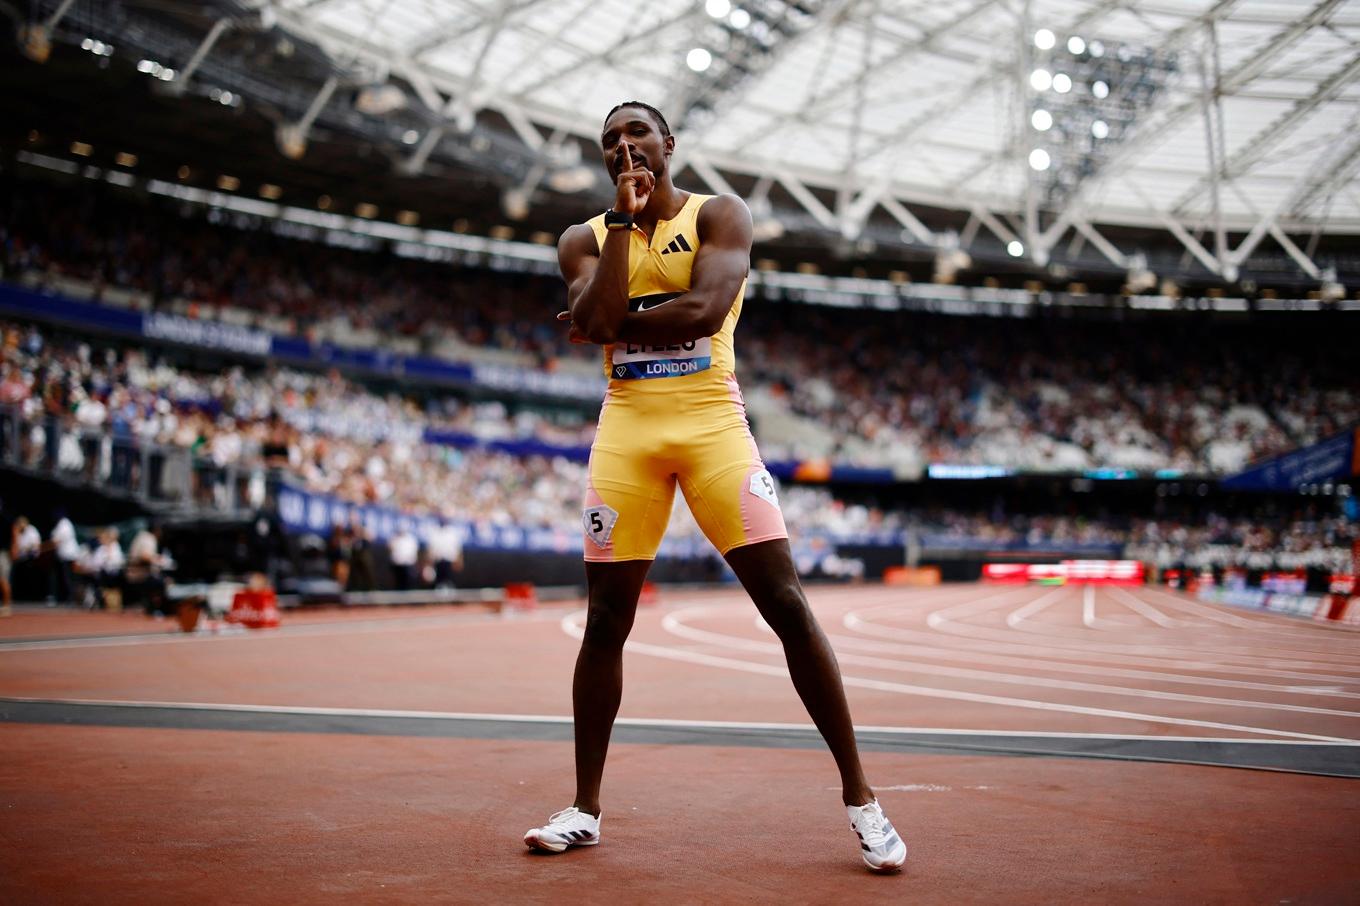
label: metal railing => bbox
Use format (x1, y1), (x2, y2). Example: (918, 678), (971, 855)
(0, 404), (265, 516)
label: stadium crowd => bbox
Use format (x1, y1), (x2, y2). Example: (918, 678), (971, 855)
(1124, 513), (1358, 574)
(3, 175), (1358, 478)
(0, 174), (1357, 602)
(0, 319), (594, 525)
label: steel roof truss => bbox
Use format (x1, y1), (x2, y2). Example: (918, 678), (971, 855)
(406, 0), (549, 59)
(1173, 51), (1360, 215)
(686, 153), (739, 198)
(508, 8), (702, 100)
(777, 172), (839, 231)
(1072, 219), (1129, 269)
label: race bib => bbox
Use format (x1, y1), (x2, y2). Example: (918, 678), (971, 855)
(749, 469), (780, 509)
(582, 504), (619, 549)
(611, 338), (712, 380)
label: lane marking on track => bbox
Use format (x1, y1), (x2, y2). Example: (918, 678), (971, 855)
(1134, 588), (1360, 653)
(1106, 587), (1189, 628)
(705, 585), (1360, 692)
(1135, 587), (1360, 645)
(661, 606), (1360, 720)
(858, 591), (1360, 678)
(820, 607), (1360, 698)
(1006, 593), (1063, 628)
(1081, 587), (1126, 630)
(6, 695), (1358, 745)
(560, 610), (1354, 743)
(857, 617), (1360, 685)
(829, 586), (1360, 685)
(969, 591), (1359, 669)
(0, 609), (571, 652)
(925, 587), (1058, 629)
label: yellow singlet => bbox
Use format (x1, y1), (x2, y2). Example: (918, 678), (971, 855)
(579, 193), (787, 562)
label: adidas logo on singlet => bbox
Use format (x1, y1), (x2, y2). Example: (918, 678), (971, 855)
(660, 234), (693, 255)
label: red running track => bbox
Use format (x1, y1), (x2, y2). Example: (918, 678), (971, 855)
(1, 583), (1357, 903)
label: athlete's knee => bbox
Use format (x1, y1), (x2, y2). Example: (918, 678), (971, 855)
(582, 599), (634, 650)
(755, 581), (815, 639)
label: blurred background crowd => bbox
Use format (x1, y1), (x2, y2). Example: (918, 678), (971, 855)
(4, 177), (1356, 479)
(0, 171), (1356, 603)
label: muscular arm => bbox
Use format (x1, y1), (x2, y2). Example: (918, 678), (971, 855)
(614, 194), (752, 346)
(557, 223), (631, 345)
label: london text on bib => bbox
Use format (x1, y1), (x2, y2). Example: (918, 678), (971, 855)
(611, 338), (712, 380)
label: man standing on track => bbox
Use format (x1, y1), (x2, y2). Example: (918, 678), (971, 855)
(523, 101), (906, 873)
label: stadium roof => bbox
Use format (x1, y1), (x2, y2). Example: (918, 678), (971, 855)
(265, 0), (1360, 278)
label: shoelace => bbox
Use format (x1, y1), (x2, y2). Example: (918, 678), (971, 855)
(548, 807), (582, 826)
(854, 803), (888, 847)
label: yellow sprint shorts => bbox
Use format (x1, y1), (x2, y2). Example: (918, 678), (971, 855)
(581, 375), (788, 561)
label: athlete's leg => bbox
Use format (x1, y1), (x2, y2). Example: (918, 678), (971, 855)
(571, 390), (676, 819)
(572, 559), (651, 816)
(724, 539), (874, 807)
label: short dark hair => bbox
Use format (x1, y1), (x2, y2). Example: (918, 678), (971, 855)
(603, 101), (671, 138)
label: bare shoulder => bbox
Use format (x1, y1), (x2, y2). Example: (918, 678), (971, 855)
(697, 193), (752, 244)
(699, 193), (752, 225)
(558, 222), (599, 258)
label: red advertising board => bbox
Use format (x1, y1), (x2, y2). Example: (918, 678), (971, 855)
(982, 560), (1145, 586)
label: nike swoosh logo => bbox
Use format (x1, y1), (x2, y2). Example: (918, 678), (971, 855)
(630, 291), (682, 312)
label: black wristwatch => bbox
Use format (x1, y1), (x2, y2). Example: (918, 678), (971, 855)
(604, 209), (633, 231)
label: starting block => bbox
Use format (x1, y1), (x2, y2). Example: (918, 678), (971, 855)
(227, 588), (280, 629)
(502, 582), (538, 616)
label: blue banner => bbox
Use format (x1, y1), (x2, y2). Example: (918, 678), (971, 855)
(421, 429), (593, 463)
(1221, 427), (1359, 491)
(0, 283), (583, 399)
(273, 483), (719, 559)
(273, 482), (913, 558)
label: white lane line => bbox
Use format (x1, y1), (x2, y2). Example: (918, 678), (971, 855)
(925, 587), (1049, 629)
(0, 609), (570, 653)
(1079, 587), (1133, 631)
(842, 591), (1360, 685)
(9, 695), (1356, 746)
(560, 611), (1351, 743)
(662, 606), (1360, 720)
(846, 607), (1360, 686)
(792, 598), (1360, 697)
(1138, 586), (1360, 646)
(1136, 587), (1360, 654)
(1107, 587), (1188, 628)
(981, 588), (1352, 667)
(800, 585), (1360, 682)
(836, 616), (1360, 698)
(875, 590), (1360, 677)
(1138, 587), (1297, 631)
(1006, 593), (1064, 628)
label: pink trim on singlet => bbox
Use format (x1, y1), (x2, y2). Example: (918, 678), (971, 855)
(725, 375), (788, 546)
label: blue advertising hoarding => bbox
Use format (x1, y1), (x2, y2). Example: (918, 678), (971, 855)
(1221, 427), (1359, 492)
